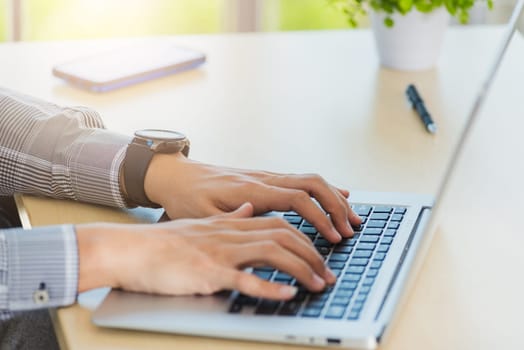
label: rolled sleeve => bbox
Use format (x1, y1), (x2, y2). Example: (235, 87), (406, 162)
(0, 87), (132, 208)
(0, 225), (78, 312)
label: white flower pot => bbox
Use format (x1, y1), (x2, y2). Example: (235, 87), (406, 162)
(371, 8), (450, 70)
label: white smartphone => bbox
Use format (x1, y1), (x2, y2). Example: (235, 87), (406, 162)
(52, 43), (206, 92)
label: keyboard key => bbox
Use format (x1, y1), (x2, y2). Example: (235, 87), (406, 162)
(306, 300), (326, 309)
(387, 222), (400, 229)
(341, 274), (361, 283)
(352, 224), (364, 232)
(300, 226), (317, 234)
(317, 246), (331, 256)
(366, 269), (379, 277)
(370, 213), (390, 220)
(325, 306), (346, 319)
(331, 296), (351, 306)
(309, 293), (330, 302)
(279, 301), (301, 316)
(334, 289), (353, 298)
(362, 228), (382, 235)
(331, 269), (343, 277)
(370, 260), (382, 269)
(275, 272), (292, 280)
(229, 302), (243, 313)
(351, 301), (364, 312)
(381, 237), (393, 245)
(347, 310), (360, 320)
(391, 214), (403, 221)
(254, 266), (275, 272)
(236, 294), (259, 306)
(360, 236), (379, 243)
(374, 252), (386, 261)
(284, 216), (302, 225)
(302, 307), (322, 318)
(349, 258), (369, 266)
(329, 253), (350, 262)
(339, 281), (358, 290)
(377, 244), (390, 253)
(353, 205), (372, 216)
(356, 242), (376, 250)
(334, 245), (353, 253)
(327, 261), (346, 269)
(384, 229), (397, 237)
(394, 207), (407, 214)
(340, 238), (358, 246)
(314, 238), (332, 247)
(362, 277), (375, 286)
(346, 266), (365, 274)
(367, 220), (387, 228)
(255, 300), (280, 315)
(253, 270), (273, 280)
(373, 206), (393, 213)
(359, 286), (371, 294)
(355, 294), (367, 303)
(353, 250), (373, 259)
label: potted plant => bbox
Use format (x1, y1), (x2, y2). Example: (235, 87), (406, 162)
(329, 0), (493, 70)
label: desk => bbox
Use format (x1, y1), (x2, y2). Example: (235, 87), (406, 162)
(5, 28), (524, 349)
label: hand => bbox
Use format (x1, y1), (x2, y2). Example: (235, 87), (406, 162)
(144, 153), (361, 243)
(77, 203), (336, 299)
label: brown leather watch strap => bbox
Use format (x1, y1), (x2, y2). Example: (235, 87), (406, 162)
(123, 142), (161, 208)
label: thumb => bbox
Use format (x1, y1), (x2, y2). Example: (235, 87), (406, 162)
(218, 202), (254, 219)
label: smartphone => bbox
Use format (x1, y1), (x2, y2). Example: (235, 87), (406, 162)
(52, 43), (206, 92)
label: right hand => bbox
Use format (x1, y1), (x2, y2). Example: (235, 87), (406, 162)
(76, 203), (336, 300)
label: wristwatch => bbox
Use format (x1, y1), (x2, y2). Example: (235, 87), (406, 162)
(122, 129), (190, 207)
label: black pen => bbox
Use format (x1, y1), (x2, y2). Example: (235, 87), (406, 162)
(406, 84), (437, 134)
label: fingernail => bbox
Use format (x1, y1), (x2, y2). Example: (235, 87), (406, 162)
(345, 222), (354, 237)
(313, 274), (326, 289)
(325, 269), (337, 283)
(280, 285), (298, 298)
(331, 229), (342, 242)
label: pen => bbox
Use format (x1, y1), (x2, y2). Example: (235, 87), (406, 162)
(406, 84), (437, 134)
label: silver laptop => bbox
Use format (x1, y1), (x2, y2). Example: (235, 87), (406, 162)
(93, 2), (524, 348)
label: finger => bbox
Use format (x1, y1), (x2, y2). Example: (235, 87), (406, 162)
(215, 202), (254, 219)
(221, 269), (298, 300)
(264, 176), (354, 239)
(212, 216), (312, 246)
(336, 191), (362, 226)
(252, 186), (342, 243)
(337, 188), (350, 198)
(224, 229), (329, 280)
(226, 240), (327, 292)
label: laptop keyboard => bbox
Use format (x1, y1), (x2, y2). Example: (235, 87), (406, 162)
(228, 204), (406, 321)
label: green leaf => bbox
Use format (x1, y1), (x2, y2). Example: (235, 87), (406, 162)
(384, 17), (394, 27)
(398, 0), (413, 12)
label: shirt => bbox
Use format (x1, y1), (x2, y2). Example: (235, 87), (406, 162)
(0, 87), (132, 319)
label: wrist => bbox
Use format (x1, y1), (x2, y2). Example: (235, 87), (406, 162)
(76, 224), (119, 292)
(144, 152), (187, 207)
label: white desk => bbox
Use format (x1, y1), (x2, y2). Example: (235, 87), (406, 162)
(5, 27), (524, 349)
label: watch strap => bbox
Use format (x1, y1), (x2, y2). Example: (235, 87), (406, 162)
(123, 142), (160, 208)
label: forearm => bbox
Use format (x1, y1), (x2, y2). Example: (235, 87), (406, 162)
(0, 225), (78, 318)
(0, 87), (131, 207)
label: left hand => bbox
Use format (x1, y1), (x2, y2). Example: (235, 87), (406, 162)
(144, 153), (361, 243)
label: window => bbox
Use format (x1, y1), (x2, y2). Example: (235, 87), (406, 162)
(0, 0), (353, 42)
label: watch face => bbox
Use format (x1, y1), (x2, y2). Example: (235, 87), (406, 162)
(135, 129), (186, 141)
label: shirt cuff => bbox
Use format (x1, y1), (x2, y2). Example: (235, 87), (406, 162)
(1, 225), (78, 311)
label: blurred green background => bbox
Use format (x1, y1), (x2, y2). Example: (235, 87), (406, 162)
(0, 0), (352, 41)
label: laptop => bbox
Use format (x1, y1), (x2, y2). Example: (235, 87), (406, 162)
(92, 2), (524, 348)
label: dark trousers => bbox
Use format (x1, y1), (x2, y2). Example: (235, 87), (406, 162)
(0, 196), (59, 350)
